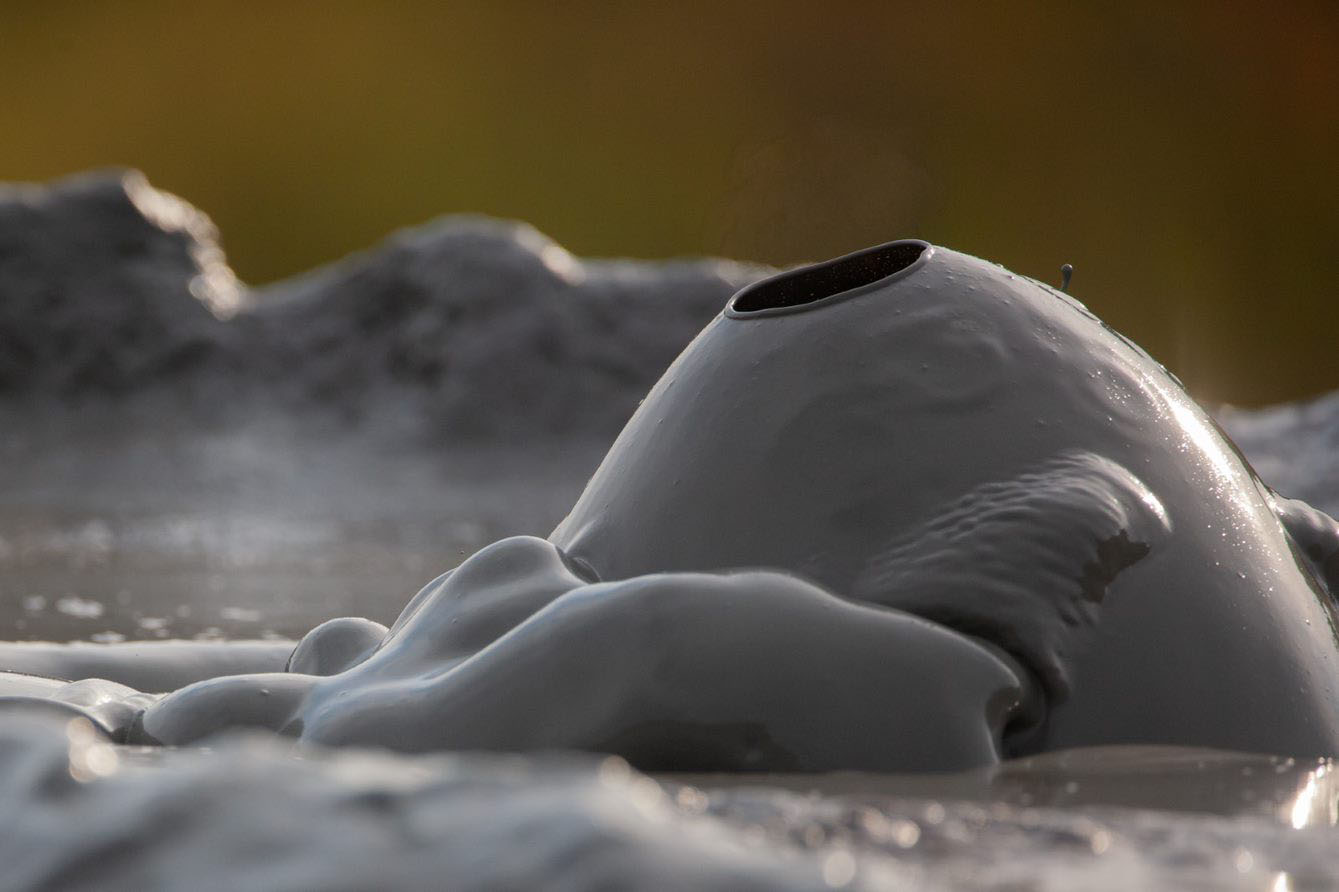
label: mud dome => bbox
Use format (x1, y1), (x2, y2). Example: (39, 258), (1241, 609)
(4, 171), (1339, 889)
(12, 234), (1339, 771)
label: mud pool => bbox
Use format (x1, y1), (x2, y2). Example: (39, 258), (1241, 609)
(3, 171), (1339, 889)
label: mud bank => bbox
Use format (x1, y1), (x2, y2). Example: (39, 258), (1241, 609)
(0, 170), (764, 439)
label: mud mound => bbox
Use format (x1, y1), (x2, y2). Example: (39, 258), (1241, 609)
(1219, 392), (1339, 516)
(0, 171), (241, 400)
(0, 170), (764, 438)
(247, 217), (763, 436)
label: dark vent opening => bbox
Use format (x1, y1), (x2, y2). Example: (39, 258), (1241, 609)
(732, 242), (925, 313)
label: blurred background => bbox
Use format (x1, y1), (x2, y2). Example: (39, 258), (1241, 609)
(3, 0), (1337, 405)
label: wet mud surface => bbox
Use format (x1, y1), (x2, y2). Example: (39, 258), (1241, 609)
(0, 421), (605, 644)
(4, 712), (1338, 891)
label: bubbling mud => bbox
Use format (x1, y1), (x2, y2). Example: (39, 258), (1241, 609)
(6, 240), (1339, 778)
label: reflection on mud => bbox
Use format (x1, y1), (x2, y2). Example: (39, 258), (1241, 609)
(669, 746), (1339, 826)
(1287, 761), (1338, 829)
(0, 426), (605, 641)
(6, 712), (1335, 891)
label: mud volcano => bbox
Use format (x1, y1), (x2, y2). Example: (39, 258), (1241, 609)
(4, 175), (1339, 888)
(9, 237), (1339, 779)
(555, 239), (1339, 759)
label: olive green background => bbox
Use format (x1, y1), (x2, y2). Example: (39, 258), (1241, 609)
(3, 1), (1336, 405)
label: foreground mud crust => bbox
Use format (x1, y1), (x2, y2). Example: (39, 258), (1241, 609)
(3, 711), (1339, 891)
(4, 171), (1339, 889)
